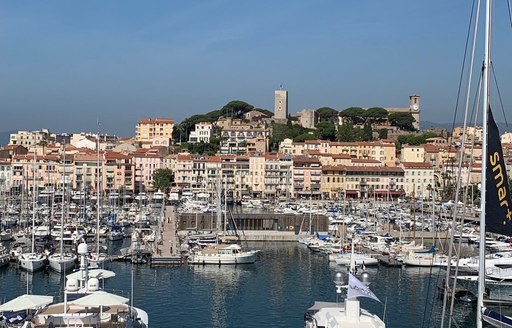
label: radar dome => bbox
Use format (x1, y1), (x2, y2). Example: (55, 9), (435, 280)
(66, 279), (79, 292)
(88, 278), (99, 291)
(77, 243), (88, 255)
(360, 271), (371, 286)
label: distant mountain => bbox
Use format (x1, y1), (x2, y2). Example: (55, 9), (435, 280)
(422, 121), (512, 134)
(0, 131), (14, 146)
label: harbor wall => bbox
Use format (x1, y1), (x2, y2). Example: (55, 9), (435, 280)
(177, 213), (330, 234)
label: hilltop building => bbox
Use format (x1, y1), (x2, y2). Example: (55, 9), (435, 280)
(9, 129), (51, 148)
(274, 88), (288, 121)
(296, 109), (318, 129)
(188, 122), (213, 143)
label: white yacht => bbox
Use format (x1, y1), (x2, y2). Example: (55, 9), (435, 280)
(188, 243), (259, 265)
(0, 243), (10, 268)
(19, 252), (46, 272)
(334, 252), (379, 267)
(304, 272), (385, 328)
(48, 252), (77, 272)
(30, 242), (149, 328)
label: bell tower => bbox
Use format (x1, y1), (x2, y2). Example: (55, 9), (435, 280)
(409, 95), (420, 130)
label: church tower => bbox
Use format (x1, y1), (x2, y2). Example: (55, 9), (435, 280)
(409, 95), (420, 130)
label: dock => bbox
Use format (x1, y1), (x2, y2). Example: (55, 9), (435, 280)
(151, 205), (185, 266)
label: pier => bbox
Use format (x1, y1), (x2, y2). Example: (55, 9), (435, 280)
(151, 205), (185, 266)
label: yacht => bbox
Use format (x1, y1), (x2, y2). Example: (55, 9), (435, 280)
(188, 243), (259, 265)
(19, 252), (46, 272)
(30, 242), (149, 327)
(48, 252), (77, 273)
(0, 243), (10, 268)
(304, 272), (385, 328)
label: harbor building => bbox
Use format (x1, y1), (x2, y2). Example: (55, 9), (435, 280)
(399, 162), (435, 198)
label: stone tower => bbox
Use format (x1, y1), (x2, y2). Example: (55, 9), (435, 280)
(274, 87), (288, 121)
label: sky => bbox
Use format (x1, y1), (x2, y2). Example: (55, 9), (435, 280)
(1, 0), (511, 137)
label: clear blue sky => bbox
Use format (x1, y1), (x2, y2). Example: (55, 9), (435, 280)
(1, 1), (511, 137)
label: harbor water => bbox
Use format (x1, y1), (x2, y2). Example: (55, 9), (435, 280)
(0, 241), (479, 327)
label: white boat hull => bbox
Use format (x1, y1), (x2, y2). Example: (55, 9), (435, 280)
(48, 253), (77, 272)
(189, 251), (258, 265)
(19, 253), (46, 272)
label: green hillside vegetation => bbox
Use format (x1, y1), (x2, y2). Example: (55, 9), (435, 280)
(172, 100), (272, 142)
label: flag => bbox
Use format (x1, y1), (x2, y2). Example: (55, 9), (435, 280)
(486, 107), (512, 236)
(347, 273), (381, 303)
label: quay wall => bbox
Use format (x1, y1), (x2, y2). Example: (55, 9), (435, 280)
(177, 212), (330, 234)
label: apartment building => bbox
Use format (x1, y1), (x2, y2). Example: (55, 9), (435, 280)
(135, 118), (174, 143)
(400, 162), (435, 198)
(188, 122), (213, 143)
(9, 129), (51, 148)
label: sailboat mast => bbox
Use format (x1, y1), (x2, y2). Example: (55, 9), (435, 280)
(96, 128), (101, 255)
(477, 0), (491, 326)
(60, 146), (65, 259)
(31, 151), (36, 254)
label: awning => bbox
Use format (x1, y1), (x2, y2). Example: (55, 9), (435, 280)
(70, 291), (128, 307)
(0, 294), (53, 312)
(66, 269), (116, 281)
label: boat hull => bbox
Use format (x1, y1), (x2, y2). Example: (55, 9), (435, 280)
(19, 253), (46, 272)
(48, 254), (77, 272)
(189, 252), (258, 265)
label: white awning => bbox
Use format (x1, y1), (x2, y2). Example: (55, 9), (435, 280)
(0, 294), (53, 312)
(70, 291), (128, 307)
(66, 269), (116, 281)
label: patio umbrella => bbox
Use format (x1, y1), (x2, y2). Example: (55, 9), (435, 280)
(0, 294), (53, 312)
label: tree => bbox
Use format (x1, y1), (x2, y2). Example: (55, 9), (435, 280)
(363, 107), (388, 123)
(315, 107), (339, 122)
(294, 133), (317, 142)
(362, 122), (373, 141)
(315, 122), (337, 141)
(388, 112), (416, 131)
(339, 107), (365, 124)
(378, 129), (388, 139)
(153, 168), (174, 193)
(220, 100), (254, 118)
(269, 122), (312, 151)
(337, 122), (363, 141)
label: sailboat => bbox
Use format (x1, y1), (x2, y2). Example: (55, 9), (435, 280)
(18, 152), (46, 272)
(89, 132), (108, 266)
(48, 147), (77, 272)
(188, 175), (259, 265)
(442, 1), (512, 327)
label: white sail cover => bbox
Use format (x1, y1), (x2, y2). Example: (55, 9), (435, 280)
(0, 294), (53, 312)
(347, 273), (381, 303)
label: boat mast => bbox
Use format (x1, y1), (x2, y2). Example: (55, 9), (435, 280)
(477, 0), (491, 326)
(60, 146), (65, 259)
(31, 150), (36, 254)
(96, 124), (101, 255)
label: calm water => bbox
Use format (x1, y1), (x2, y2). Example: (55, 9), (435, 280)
(0, 242), (482, 327)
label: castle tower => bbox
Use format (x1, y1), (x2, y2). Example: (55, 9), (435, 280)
(409, 95), (420, 130)
(274, 87), (288, 121)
